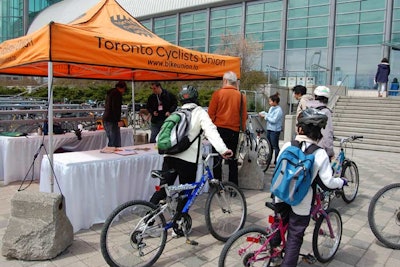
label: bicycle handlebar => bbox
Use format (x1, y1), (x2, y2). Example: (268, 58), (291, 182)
(334, 135), (364, 144)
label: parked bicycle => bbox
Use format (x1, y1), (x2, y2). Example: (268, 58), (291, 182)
(126, 106), (151, 130)
(368, 183), (400, 249)
(100, 153), (247, 267)
(322, 135), (363, 208)
(219, 186), (343, 266)
(237, 114), (273, 172)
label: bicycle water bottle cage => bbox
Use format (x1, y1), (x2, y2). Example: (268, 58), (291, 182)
(151, 169), (176, 179)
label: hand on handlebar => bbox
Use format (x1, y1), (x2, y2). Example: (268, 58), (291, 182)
(341, 177), (348, 187)
(221, 149), (234, 159)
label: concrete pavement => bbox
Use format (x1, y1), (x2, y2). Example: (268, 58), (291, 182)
(1, 148), (400, 266)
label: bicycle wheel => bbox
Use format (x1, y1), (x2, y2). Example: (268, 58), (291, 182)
(312, 208), (342, 263)
(256, 137), (273, 172)
(219, 226), (271, 267)
(100, 200), (167, 267)
(340, 160), (359, 203)
(205, 181), (247, 242)
(368, 183), (400, 249)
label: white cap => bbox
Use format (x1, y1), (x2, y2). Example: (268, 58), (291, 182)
(314, 86), (330, 98)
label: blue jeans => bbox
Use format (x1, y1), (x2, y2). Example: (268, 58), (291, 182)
(267, 130), (280, 164)
(103, 121), (121, 147)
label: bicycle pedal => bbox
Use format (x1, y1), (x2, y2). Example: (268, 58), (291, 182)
(301, 253), (316, 264)
(186, 239), (198, 246)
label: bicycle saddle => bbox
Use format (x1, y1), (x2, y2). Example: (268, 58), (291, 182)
(151, 169), (176, 179)
(265, 201), (276, 211)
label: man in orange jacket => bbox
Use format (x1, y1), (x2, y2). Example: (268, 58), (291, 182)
(208, 71), (247, 186)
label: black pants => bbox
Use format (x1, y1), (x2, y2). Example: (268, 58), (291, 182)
(212, 127), (239, 186)
(149, 157), (197, 214)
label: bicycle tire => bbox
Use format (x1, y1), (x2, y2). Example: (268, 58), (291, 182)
(256, 137), (273, 172)
(205, 181), (247, 242)
(368, 183), (400, 249)
(219, 226), (271, 267)
(312, 208), (342, 263)
(100, 200), (167, 267)
(340, 160), (359, 203)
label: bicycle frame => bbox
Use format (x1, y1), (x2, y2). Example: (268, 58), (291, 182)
(311, 189), (337, 239)
(246, 190), (337, 265)
(149, 153), (220, 231)
(243, 217), (288, 263)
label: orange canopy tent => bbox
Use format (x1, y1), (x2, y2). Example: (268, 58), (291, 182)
(0, 0), (241, 191)
(0, 0), (240, 81)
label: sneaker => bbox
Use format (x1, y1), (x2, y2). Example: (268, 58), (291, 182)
(229, 191), (237, 198)
(270, 256), (283, 266)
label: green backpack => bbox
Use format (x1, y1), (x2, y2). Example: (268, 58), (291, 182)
(156, 108), (200, 155)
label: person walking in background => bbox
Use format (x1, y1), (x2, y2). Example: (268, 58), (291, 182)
(292, 85), (314, 120)
(389, 77), (399, 96)
(306, 86), (334, 160)
(146, 82), (178, 143)
(102, 80), (127, 147)
(208, 71), (247, 186)
(259, 93), (283, 166)
(375, 57), (390, 97)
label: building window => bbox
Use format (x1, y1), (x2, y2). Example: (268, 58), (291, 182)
(335, 0), (385, 47)
(0, 0), (61, 42)
(209, 5), (242, 53)
(179, 11), (206, 52)
(246, 1), (283, 51)
(154, 15), (177, 44)
(287, 0), (329, 49)
(139, 19), (151, 31)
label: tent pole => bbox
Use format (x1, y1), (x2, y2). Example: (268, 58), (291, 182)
(131, 78), (136, 136)
(48, 62), (54, 192)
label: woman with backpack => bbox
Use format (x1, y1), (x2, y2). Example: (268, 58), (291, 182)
(149, 85), (233, 234)
(270, 108), (347, 267)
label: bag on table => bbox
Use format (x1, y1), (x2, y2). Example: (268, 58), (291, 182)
(270, 140), (320, 206)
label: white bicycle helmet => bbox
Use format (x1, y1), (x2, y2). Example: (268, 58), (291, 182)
(314, 86), (330, 98)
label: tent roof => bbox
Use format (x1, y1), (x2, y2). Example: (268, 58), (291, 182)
(0, 0), (240, 81)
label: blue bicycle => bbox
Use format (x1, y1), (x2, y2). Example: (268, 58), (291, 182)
(323, 135), (363, 208)
(100, 153), (247, 267)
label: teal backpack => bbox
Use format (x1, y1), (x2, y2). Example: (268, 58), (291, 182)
(270, 141), (320, 206)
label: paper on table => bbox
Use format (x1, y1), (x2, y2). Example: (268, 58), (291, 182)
(113, 148), (138, 156)
(100, 146), (121, 153)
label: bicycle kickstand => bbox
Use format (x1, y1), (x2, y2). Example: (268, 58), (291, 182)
(183, 225), (198, 246)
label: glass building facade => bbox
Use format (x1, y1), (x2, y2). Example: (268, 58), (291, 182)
(0, 0), (61, 42)
(140, 0), (399, 89)
(2, 0), (400, 89)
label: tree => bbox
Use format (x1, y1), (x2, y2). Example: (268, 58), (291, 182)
(216, 34), (267, 91)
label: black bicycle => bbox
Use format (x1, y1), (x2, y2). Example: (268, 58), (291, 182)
(368, 183), (400, 249)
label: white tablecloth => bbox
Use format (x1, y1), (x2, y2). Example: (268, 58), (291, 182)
(0, 128), (134, 185)
(39, 143), (163, 232)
